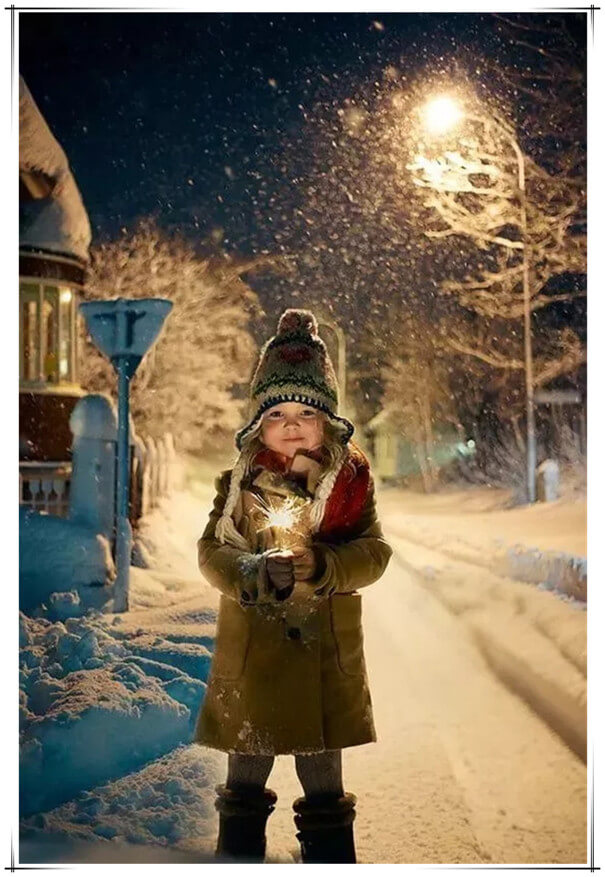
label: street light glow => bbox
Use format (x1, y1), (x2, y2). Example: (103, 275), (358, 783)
(423, 96), (463, 134)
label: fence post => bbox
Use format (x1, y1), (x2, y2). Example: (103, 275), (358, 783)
(536, 458), (560, 503)
(157, 434), (168, 498)
(164, 432), (176, 494)
(145, 435), (158, 509)
(130, 436), (146, 524)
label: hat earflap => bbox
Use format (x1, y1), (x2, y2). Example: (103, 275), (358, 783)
(214, 452), (251, 551)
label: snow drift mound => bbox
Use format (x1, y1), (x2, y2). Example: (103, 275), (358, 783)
(20, 613), (210, 817)
(19, 508), (116, 616)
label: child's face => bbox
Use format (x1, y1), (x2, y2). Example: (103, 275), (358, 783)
(260, 402), (325, 458)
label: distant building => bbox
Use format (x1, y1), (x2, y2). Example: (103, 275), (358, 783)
(19, 76), (91, 463)
(363, 405), (470, 485)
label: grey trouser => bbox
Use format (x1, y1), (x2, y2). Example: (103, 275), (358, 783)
(226, 750), (344, 798)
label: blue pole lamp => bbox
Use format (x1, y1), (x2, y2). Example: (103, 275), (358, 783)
(79, 298), (173, 611)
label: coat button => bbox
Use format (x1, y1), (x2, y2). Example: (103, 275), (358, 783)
(286, 626), (301, 640)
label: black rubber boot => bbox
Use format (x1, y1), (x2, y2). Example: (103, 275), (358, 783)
(214, 783), (277, 863)
(293, 791), (357, 864)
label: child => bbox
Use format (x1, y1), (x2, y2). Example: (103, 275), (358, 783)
(193, 309), (393, 864)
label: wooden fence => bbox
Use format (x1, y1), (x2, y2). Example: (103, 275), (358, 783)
(129, 433), (180, 522)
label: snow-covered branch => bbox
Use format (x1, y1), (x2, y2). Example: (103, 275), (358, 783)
(445, 338), (524, 370)
(83, 219), (270, 454)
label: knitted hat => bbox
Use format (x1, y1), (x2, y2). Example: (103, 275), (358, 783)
(234, 309), (355, 451)
(214, 309), (355, 551)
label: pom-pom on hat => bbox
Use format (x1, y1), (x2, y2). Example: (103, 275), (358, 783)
(234, 308), (355, 451)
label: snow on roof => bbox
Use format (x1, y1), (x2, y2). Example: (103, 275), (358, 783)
(365, 406), (398, 432)
(19, 76), (91, 263)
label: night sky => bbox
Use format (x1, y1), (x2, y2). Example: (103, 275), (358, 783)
(19, 10), (586, 374)
(20, 11), (579, 253)
(19, 10), (587, 432)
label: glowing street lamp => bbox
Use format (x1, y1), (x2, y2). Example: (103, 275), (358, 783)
(422, 96), (463, 135)
(418, 95), (537, 503)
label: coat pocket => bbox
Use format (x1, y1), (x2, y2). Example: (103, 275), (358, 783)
(330, 593), (365, 677)
(210, 600), (251, 681)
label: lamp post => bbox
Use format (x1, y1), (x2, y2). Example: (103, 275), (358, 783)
(420, 97), (536, 502)
(317, 316), (347, 419)
(506, 131), (536, 504)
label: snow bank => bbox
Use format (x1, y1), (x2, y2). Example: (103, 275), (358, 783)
(20, 612), (210, 818)
(20, 740), (295, 864)
(19, 508), (116, 616)
(504, 546), (586, 603)
(389, 532), (586, 761)
(19, 474), (220, 845)
(378, 487), (587, 602)
(20, 743), (223, 860)
(19, 833), (216, 865)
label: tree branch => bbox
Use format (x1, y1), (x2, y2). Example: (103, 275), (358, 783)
(446, 338), (524, 369)
(425, 227), (524, 250)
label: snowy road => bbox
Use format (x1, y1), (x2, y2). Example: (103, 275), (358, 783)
(20, 484), (587, 865)
(264, 531), (587, 864)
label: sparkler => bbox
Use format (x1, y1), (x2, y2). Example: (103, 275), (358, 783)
(254, 492), (317, 607)
(254, 493), (311, 551)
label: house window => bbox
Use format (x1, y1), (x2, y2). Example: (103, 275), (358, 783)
(20, 283), (40, 382)
(19, 281), (77, 385)
(59, 287), (74, 379)
(42, 292), (58, 381)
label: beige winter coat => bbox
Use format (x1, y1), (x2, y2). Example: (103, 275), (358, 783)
(193, 464), (393, 754)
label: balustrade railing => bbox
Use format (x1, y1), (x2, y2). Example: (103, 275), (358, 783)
(19, 462), (71, 518)
(20, 431), (180, 527)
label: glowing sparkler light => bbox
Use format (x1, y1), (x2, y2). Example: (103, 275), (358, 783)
(256, 495), (302, 530)
(263, 503), (297, 530)
(254, 494), (310, 550)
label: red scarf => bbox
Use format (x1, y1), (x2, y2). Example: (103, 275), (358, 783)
(251, 441), (371, 539)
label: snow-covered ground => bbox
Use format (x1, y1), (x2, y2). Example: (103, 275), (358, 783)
(377, 485), (587, 765)
(378, 483), (586, 556)
(378, 485), (587, 601)
(19, 462), (588, 865)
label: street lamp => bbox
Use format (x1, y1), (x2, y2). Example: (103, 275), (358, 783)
(422, 96), (463, 134)
(419, 96), (537, 503)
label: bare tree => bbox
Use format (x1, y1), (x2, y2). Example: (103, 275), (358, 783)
(83, 219), (271, 454)
(444, 314), (585, 392)
(408, 110), (584, 298)
(487, 13), (586, 178)
(395, 12), (586, 389)
(404, 104), (585, 392)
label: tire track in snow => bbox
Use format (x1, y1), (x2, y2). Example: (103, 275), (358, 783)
(356, 534), (586, 864)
